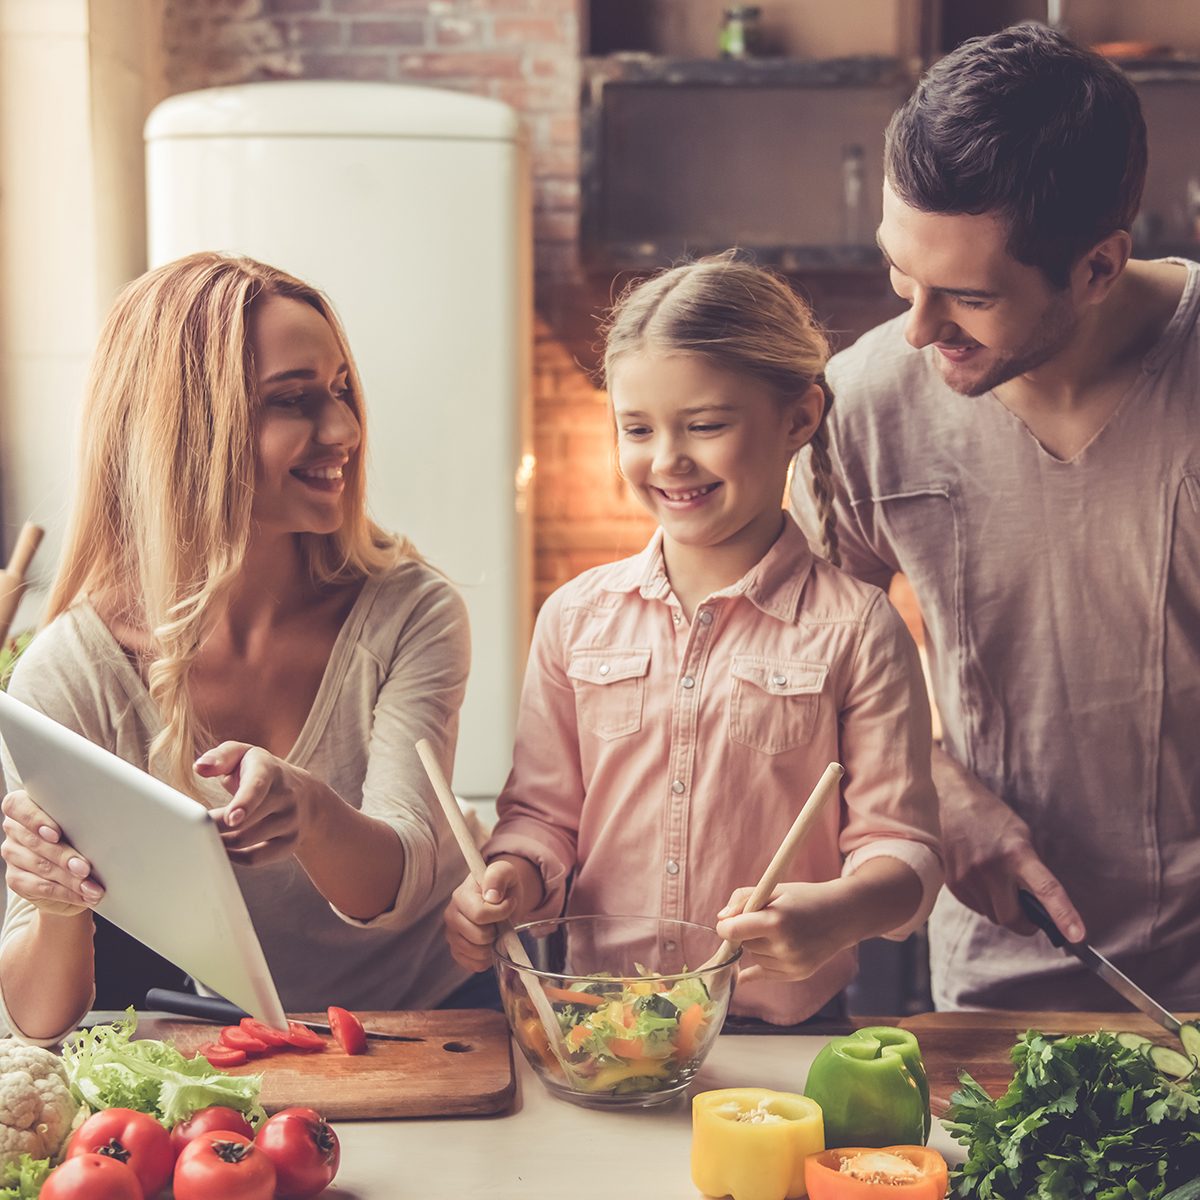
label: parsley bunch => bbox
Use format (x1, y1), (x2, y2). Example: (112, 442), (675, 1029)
(945, 1031), (1200, 1199)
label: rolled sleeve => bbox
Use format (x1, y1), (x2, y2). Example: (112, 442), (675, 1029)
(837, 591), (943, 939)
(340, 577), (470, 931)
(482, 588), (584, 923)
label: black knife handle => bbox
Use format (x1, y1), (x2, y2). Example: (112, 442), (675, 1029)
(145, 988), (250, 1024)
(1017, 888), (1066, 948)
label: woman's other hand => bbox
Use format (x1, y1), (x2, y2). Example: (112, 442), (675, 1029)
(0, 789), (104, 915)
(195, 742), (326, 866)
(443, 855), (541, 972)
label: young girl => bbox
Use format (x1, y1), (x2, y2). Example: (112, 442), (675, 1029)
(0, 252), (472, 1043)
(445, 253), (942, 1024)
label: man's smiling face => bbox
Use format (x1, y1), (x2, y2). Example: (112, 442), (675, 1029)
(878, 180), (1081, 396)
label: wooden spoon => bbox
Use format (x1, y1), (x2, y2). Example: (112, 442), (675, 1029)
(699, 761), (845, 972)
(414, 738), (577, 1080)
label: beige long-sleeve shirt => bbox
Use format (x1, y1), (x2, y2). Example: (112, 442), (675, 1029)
(794, 259), (1200, 1011)
(0, 559), (470, 1044)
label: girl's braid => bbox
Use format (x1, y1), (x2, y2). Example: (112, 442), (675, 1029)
(808, 381), (841, 567)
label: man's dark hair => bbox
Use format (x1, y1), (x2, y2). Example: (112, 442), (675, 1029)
(885, 22), (1147, 288)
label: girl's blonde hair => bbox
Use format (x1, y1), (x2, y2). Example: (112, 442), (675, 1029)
(601, 251), (840, 565)
(47, 251), (414, 794)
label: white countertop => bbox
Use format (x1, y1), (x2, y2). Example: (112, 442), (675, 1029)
(324, 1033), (965, 1199)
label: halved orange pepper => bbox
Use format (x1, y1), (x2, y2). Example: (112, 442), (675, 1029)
(804, 1147), (948, 1200)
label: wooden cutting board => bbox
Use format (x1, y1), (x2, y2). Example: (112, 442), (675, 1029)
(138, 1010), (515, 1120)
(898, 1010), (1200, 1114)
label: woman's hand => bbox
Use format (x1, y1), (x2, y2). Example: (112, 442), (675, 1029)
(933, 744), (1085, 943)
(194, 742), (326, 866)
(443, 855), (542, 972)
(0, 789), (104, 915)
(714, 881), (853, 985)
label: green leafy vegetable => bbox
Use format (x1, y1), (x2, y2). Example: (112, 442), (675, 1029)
(0, 633), (31, 692)
(61, 1008), (266, 1128)
(945, 1031), (1200, 1199)
(0, 1154), (51, 1200)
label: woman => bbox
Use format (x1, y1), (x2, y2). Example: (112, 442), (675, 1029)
(0, 252), (471, 1043)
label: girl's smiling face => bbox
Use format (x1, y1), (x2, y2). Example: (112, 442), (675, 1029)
(248, 293), (362, 537)
(611, 351), (820, 558)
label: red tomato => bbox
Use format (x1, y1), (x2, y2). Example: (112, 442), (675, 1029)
(327, 1006), (367, 1055)
(67, 1107), (174, 1196)
(220, 1025), (270, 1054)
(283, 1021), (326, 1052)
(194, 1042), (248, 1068)
(173, 1131), (276, 1200)
(41, 1153), (144, 1200)
(255, 1107), (341, 1199)
(240, 1016), (293, 1047)
(170, 1105), (256, 1154)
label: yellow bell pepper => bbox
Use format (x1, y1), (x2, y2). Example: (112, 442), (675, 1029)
(692, 1088), (825, 1200)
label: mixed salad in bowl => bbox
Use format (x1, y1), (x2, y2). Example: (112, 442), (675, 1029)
(495, 915), (738, 1108)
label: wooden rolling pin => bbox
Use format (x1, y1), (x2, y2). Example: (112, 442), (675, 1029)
(0, 523), (43, 647)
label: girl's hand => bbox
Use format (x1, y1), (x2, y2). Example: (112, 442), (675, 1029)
(443, 856), (541, 972)
(194, 742), (323, 866)
(715, 881), (851, 985)
(0, 789), (104, 915)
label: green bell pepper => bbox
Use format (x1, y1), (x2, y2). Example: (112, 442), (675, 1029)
(803, 1025), (931, 1148)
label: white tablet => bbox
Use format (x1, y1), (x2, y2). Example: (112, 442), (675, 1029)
(0, 690), (287, 1029)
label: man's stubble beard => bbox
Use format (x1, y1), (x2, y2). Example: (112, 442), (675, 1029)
(940, 290), (1080, 397)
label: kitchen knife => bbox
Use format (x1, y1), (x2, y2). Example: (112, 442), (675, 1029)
(1017, 889), (1182, 1035)
(144, 988), (424, 1043)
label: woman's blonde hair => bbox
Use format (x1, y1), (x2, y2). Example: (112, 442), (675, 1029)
(601, 251), (840, 565)
(47, 251), (413, 794)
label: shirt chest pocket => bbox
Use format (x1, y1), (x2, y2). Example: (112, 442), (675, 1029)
(567, 648), (652, 741)
(728, 655), (827, 755)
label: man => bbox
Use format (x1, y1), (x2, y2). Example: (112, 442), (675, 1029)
(794, 22), (1200, 1010)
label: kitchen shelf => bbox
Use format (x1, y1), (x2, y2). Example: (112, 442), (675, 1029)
(580, 54), (913, 272)
(581, 53), (916, 98)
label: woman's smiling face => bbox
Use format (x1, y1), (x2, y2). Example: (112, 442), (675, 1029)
(248, 293), (362, 538)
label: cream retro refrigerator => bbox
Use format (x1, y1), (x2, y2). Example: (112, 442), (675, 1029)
(145, 82), (532, 799)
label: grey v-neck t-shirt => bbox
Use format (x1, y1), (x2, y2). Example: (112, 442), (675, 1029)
(0, 560), (470, 1042)
(794, 259), (1200, 1010)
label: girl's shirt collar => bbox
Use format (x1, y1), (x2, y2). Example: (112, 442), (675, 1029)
(599, 513), (816, 624)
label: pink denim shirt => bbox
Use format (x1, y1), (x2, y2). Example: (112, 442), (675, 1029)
(484, 515), (943, 1023)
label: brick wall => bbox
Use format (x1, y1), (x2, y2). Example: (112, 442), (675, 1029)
(160, 1), (903, 615)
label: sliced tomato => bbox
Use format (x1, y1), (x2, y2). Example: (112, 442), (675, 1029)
(241, 1016), (293, 1047)
(195, 1042), (248, 1068)
(283, 1021), (327, 1052)
(327, 1006), (367, 1055)
(220, 1025), (270, 1054)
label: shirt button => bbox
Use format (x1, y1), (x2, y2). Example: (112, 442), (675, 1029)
(665, 859), (680, 875)
(772, 673), (787, 686)
(681, 675), (695, 689)
(698, 610), (713, 625)
(598, 663), (610, 676)
(673, 612), (681, 625)
(671, 779), (685, 794)
(665, 940), (677, 952)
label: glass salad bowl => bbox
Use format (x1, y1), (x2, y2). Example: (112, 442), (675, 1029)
(494, 914), (740, 1110)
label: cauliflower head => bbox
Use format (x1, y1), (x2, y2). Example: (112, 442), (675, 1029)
(0, 1041), (83, 1167)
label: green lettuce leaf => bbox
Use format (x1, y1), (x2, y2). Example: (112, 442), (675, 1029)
(61, 1008), (266, 1128)
(0, 1155), (52, 1200)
